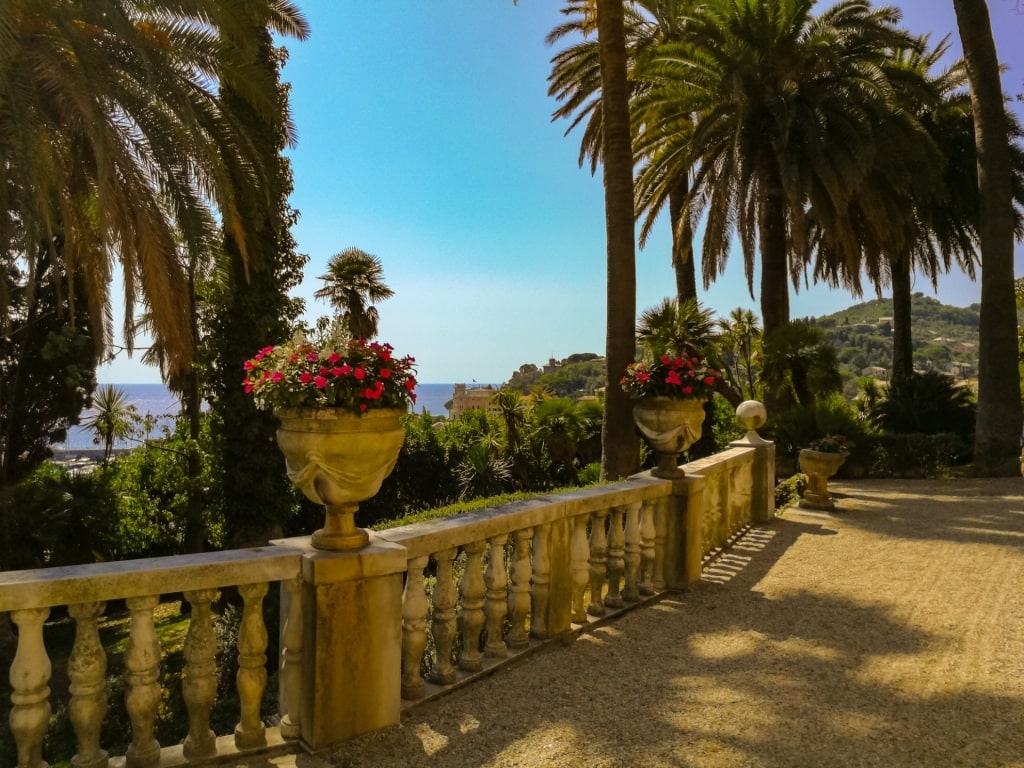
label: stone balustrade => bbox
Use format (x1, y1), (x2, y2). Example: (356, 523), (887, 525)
(1, 412), (773, 767)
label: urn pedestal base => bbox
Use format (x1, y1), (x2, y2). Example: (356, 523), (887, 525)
(798, 449), (846, 512)
(632, 397), (706, 479)
(275, 408), (405, 551)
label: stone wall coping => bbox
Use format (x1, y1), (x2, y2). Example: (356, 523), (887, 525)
(270, 536), (409, 584)
(0, 545), (305, 612)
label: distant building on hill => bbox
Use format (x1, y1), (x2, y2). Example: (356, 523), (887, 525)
(450, 384), (499, 419)
(861, 365), (888, 381)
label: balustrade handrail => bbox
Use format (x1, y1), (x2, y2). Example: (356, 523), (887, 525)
(376, 474), (673, 558)
(0, 545), (304, 612)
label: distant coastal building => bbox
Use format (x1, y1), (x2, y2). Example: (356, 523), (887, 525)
(450, 384), (499, 419)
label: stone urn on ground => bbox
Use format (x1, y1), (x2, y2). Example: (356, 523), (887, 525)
(632, 397), (706, 478)
(798, 448), (846, 511)
(275, 407), (405, 550)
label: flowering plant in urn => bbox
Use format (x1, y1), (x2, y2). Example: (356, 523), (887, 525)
(244, 325), (417, 550)
(620, 354), (722, 400)
(622, 355), (721, 478)
(808, 434), (849, 454)
(243, 330), (417, 414)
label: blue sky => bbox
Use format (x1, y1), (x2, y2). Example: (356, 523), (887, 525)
(100, 0), (1024, 384)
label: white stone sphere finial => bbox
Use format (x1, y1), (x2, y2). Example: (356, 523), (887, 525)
(735, 400), (770, 445)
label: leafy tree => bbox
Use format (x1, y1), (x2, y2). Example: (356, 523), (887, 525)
(81, 386), (140, 464)
(953, 0), (1023, 473)
(314, 248), (394, 340)
(205, 30), (309, 548)
(0, 246), (97, 484)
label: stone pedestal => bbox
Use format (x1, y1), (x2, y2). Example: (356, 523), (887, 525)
(798, 449), (846, 511)
(294, 537), (407, 750)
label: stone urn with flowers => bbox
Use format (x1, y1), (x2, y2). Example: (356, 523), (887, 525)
(243, 328), (417, 550)
(798, 434), (849, 511)
(621, 354), (721, 478)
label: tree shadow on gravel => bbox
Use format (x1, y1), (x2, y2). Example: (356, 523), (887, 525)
(826, 477), (1024, 549)
(320, 509), (1024, 768)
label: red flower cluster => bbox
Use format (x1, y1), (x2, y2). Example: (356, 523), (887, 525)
(243, 337), (417, 414)
(620, 354), (720, 400)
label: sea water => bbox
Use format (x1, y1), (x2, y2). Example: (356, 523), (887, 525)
(56, 382), (471, 450)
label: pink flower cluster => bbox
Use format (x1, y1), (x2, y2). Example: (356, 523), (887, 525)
(620, 354), (720, 400)
(243, 337), (417, 414)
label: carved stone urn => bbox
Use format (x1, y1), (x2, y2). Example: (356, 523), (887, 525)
(632, 397), (706, 478)
(274, 407), (405, 550)
(798, 449), (846, 511)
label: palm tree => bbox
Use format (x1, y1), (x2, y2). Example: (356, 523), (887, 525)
(0, 1), (309, 376)
(633, 0), (920, 336)
(952, 0), (1022, 474)
(718, 308), (762, 400)
(315, 248), (395, 340)
(82, 385), (139, 463)
(595, 0), (641, 479)
(758, 323), (842, 410)
(636, 297), (717, 360)
(548, 0), (699, 301)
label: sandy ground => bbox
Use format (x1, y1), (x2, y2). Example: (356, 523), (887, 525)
(251, 477), (1024, 768)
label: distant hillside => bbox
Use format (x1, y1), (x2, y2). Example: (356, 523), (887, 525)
(503, 293), (1003, 399)
(804, 293), (981, 388)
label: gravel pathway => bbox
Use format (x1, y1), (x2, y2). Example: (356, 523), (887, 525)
(258, 478), (1024, 768)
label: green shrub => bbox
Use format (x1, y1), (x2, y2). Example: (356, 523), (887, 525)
(868, 433), (966, 477)
(775, 474), (806, 511)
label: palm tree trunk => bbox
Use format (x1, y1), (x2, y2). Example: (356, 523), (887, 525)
(669, 178), (697, 303)
(890, 252), (914, 384)
(183, 269), (205, 554)
(596, 0), (640, 480)
(953, 0), (1022, 474)
(758, 157), (790, 337)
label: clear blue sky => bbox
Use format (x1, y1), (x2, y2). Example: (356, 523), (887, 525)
(100, 0), (1024, 385)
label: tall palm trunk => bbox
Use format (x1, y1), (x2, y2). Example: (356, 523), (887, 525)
(953, 0), (1022, 474)
(597, 0), (640, 479)
(889, 252), (914, 384)
(668, 177), (697, 303)
(758, 156), (790, 336)
(183, 269), (205, 554)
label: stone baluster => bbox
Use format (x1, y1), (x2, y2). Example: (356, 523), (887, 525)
(182, 589), (219, 760)
(235, 582), (268, 750)
(9, 607), (51, 768)
(623, 501), (642, 602)
(570, 513), (590, 623)
(483, 535), (509, 659)
(506, 528), (533, 650)
(639, 499), (657, 596)
(279, 577), (303, 741)
(430, 548), (458, 684)
(604, 506), (626, 609)
(401, 556), (430, 699)
(530, 523), (552, 638)
(587, 508), (609, 616)
(458, 541), (486, 672)
(653, 497), (669, 591)
(68, 602), (107, 768)
(124, 595), (161, 768)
